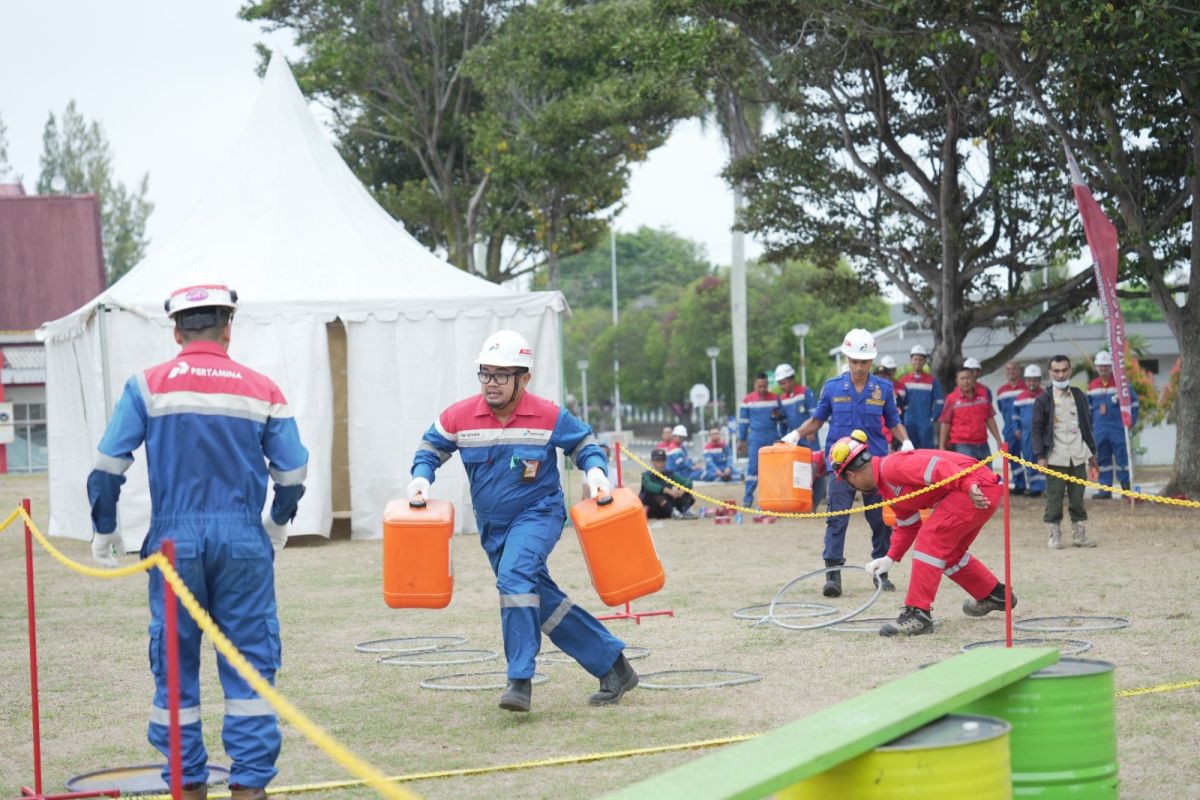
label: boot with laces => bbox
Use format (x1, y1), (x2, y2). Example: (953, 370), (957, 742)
(880, 606), (934, 637)
(963, 584), (1018, 617)
(1071, 520), (1097, 548)
(1046, 523), (1063, 549)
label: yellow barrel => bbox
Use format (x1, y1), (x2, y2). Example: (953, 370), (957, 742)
(779, 714), (1012, 799)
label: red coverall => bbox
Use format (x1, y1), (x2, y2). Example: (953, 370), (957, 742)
(872, 450), (1002, 611)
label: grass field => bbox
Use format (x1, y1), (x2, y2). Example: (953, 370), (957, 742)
(2, 469), (1197, 799)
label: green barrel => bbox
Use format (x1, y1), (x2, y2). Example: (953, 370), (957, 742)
(960, 657), (1118, 797)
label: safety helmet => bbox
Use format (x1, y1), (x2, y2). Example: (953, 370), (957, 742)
(878, 355), (898, 370)
(672, 424), (688, 437)
(829, 429), (872, 477)
(1094, 350), (1113, 367)
(841, 329), (878, 360)
(164, 282), (238, 318)
(909, 344), (928, 357)
(964, 357), (982, 370)
(1023, 364), (1042, 378)
(476, 330), (534, 370)
(775, 363), (796, 381)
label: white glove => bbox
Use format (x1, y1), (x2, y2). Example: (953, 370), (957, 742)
(91, 532), (123, 568)
(900, 439), (915, 452)
(263, 514), (288, 551)
(865, 556), (895, 578)
(407, 477), (431, 502)
(781, 430), (800, 446)
(586, 467), (611, 498)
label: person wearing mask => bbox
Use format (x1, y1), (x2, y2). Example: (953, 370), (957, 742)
(1031, 355), (1098, 549)
(783, 329), (912, 597)
(88, 282), (308, 800)
(894, 344), (944, 449)
(408, 331), (637, 713)
(1088, 350), (1140, 499)
(738, 371), (780, 507)
(938, 365), (1002, 459)
(995, 361), (1027, 494)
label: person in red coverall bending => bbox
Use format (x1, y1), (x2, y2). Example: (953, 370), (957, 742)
(826, 430), (1017, 637)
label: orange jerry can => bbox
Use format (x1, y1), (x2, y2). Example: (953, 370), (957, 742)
(569, 487), (665, 607)
(757, 443), (814, 513)
(882, 505), (932, 527)
(382, 498), (454, 609)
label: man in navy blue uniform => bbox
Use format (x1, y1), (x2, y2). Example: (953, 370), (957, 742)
(784, 329), (912, 597)
(88, 282), (308, 800)
(408, 330), (636, 713)
(738, 371), (780, 507)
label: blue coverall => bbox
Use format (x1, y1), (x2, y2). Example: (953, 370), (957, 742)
(88, 341), (308, 790)
(1011, 389), (1046, 494)
(996, 381), (1026, 491)
(738, 391), (780, 507)
(777, 386), (826, 508)
(895, 372), (944, 449)
(411, 392), (624, 681)
(1088, 378), (1140, 491)
(665, 441), (704, 480)
(810, 374), (900, 565)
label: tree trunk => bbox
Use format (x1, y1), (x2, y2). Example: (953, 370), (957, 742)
(1164, 321), (1200, 498)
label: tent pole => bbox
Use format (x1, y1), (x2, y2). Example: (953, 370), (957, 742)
(97, 303), (114, 424)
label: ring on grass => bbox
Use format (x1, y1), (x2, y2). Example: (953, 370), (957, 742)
(379, 649), (499, 667)
(733, 602), (837, 621)
(420, 671), (549, 691)
(354, 635), (467, 654)
(760, 565), (883, 631)
(962, 638), (1092, 656)
(537, 646), (649, 664)
(1013, 616), (1130, 633)
(638, 669), (762, 690)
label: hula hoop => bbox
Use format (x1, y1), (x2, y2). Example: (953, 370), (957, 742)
(379, 649), (498, 667)
(733, 601), (837, 621)
(420, 671), (550, 691)
(537, 646), (649, 664)
(962, 638), (1093, 656)
(354, 635), (467, 654)
(638, 669), (763, 690)
(762, 565), (884, 631)
(1013, 616), (1130, 633)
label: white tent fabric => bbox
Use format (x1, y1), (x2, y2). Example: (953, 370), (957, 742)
(40, 54), (566, 547)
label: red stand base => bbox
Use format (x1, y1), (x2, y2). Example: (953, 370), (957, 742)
(596, 601), (675, 625)
(19, 788), (119, 799)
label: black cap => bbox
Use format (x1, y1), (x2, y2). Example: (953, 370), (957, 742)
(650, 448), (667, 460)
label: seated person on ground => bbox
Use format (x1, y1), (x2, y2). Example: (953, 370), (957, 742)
(640, 448), (698, 519)
(665, 424), (705, 480)
(702, 428), (742, 481)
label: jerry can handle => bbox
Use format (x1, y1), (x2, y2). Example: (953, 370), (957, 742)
(596, 490), (614, 507)
(409, 498), (427, 509)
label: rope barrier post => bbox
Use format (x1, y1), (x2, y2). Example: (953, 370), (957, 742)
(614, 441), (623, 488)
(23, 497), (44, 798)
(1001, 446), (1013, 648)
(160, 540), (184, 800)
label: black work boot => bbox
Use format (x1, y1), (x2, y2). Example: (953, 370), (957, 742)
(963, 583), (1018, 617)
(589, 654), (639, 706)
(822, 561), (843, 598)
(499, 678), (532, 712)
(875, 572), (896, 592)
(880, 606), (934, 637)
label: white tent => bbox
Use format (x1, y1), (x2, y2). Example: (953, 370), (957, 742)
(40, 55), (566, 547)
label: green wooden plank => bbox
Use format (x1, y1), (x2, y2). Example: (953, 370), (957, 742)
(603, 647), (1058, 800)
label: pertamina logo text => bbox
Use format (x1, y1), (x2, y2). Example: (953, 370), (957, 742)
(167, 360), (243, 380)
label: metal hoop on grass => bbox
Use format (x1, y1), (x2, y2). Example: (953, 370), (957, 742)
(733, 602), (837, 621)
(962, 638), (1092, 656)
(1013, 616), (1130, 633)
(639, 669), (762, 690)
(537, 646), (649, 664)
(420, 671), (549, 691)
(762, 566), (884, 631)
(354, 635), (467, 654)
(379, 649), (498, 667)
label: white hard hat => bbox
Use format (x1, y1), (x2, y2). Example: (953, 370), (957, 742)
(964, 357), (982, 370)
(878, 355), (897, 370)
(1023, 364), (1042, 378)
(775, 363), (796, 381)
(164, 282), (238, 318)
(909, 344), (928, 357)
(476, 330), (534, 370)
(840, 328), (878, 360)
(672, 424), (688, 437)
(1094, 350), (1113, 366)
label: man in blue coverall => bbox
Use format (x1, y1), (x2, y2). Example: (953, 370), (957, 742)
(408, 330), (637, 713)
(1088, 350), (1140, 499)
(738, 371), (780, 507)
(784, 329), (912, 597)
(88, 282), (308, 800)
(894, 344), (944, 449)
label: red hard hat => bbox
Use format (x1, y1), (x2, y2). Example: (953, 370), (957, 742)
(829, 430), (871, 477)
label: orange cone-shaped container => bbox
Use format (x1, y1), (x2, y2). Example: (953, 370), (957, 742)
(757, 443), (814, 513)
(570, 487), (665, 606)
(382, 498), (454, 609)
(882, 504), (932, 527)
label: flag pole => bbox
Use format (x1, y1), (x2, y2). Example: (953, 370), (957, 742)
(1122, 423), (1137, 509)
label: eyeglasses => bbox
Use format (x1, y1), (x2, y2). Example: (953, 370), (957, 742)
(477, 370), (520, 385)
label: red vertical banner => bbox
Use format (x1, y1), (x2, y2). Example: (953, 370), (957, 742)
(1065, 146), (1134, 427)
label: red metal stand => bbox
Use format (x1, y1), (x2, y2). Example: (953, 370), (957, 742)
(160, 541), (183, 800)
(1001, 446), (1013, 648)
(17, 497), (120, 800)
(596, 444), (675, 626)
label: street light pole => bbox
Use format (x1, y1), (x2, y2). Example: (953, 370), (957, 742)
(792, 323), (811, 388)
(611, 227), (622, 433)
(577, 360), (590, 425)
(706, 346), (720, 429)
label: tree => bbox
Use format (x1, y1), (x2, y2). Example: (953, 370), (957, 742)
(0, 112), (16, 182)
(37, 101), (153, 284)
(688, 1), (1098, 392)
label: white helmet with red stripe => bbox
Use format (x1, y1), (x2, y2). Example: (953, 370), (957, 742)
(840, 328), (878, 360)
(476, 330), (534, 370)
(1094, 350), (1113, 367)
(164, 282), (238, 318)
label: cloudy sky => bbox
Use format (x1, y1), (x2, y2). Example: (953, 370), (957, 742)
(0, 0), (761, 267)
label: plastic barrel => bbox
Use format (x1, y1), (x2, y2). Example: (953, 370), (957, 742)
(570, 487), (665, 606)
(959, 658), (1119, 798)
(778, 714), (1013, 799)
(757, 443), (814, 513)
(381, 498), (454, 609)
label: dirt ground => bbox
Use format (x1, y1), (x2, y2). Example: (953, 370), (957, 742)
(1, 470), (1197, 799)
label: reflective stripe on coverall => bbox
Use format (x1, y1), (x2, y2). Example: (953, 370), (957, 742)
(1088, 377), (1140, 488)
